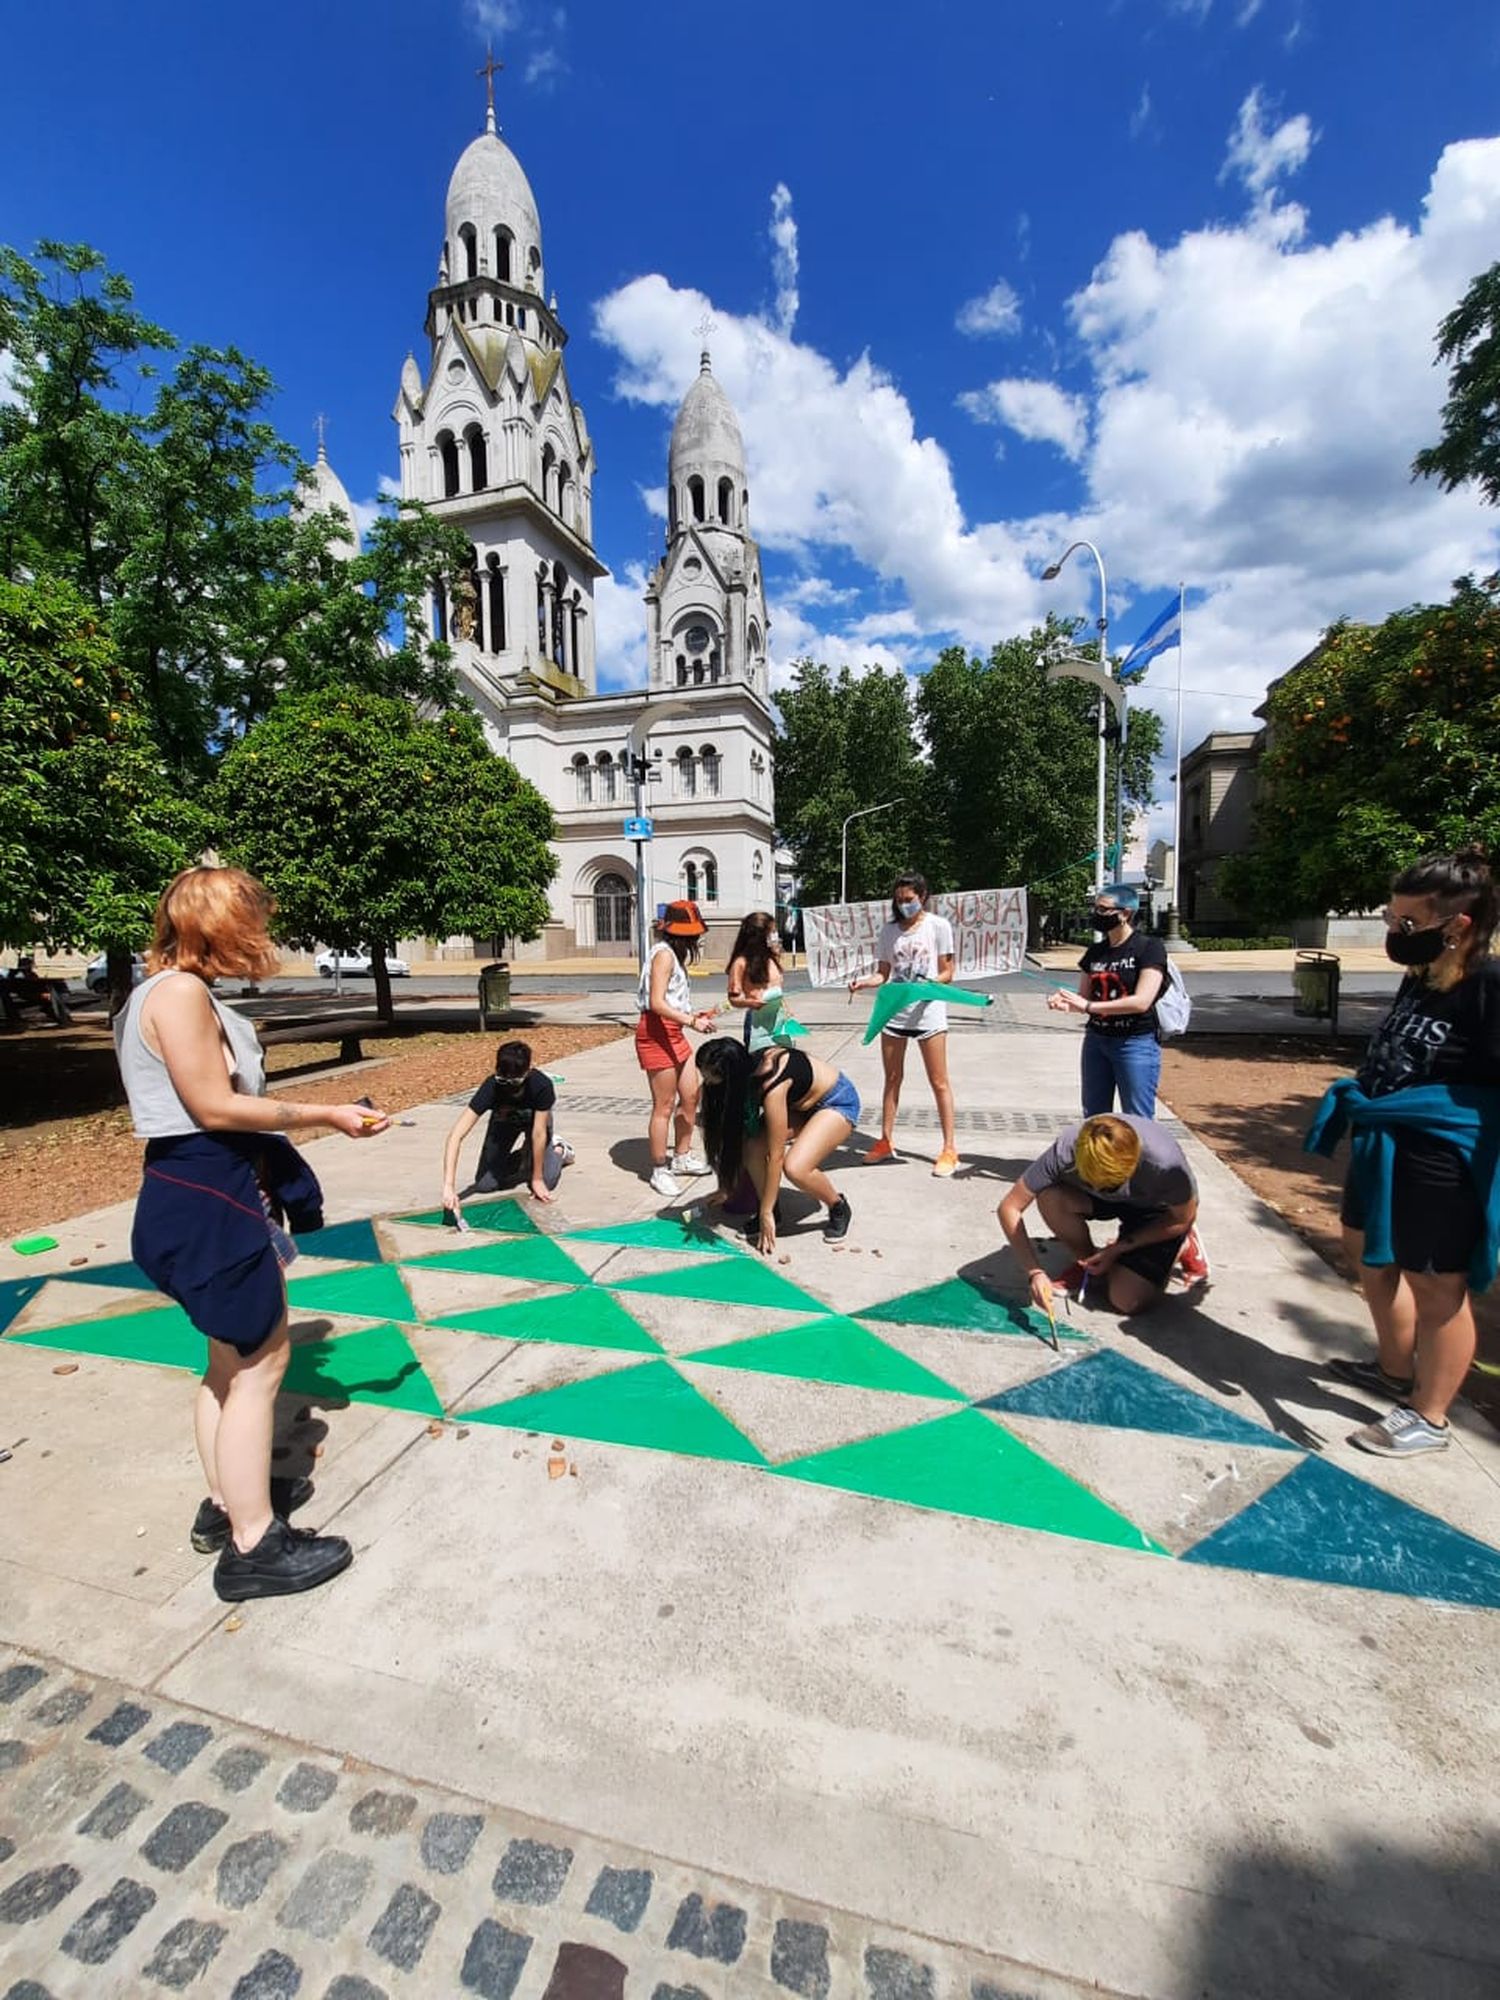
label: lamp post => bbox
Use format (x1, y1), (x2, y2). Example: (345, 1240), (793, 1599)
(1042, 539), (1110, 893)
(625, 697), (693, 965)
(840, 799), (904, 906)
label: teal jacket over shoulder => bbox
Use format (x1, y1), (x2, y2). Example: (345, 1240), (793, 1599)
(1305, 1076), (1500, 1292)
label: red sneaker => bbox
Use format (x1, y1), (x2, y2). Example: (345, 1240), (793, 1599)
(1176, 1227), (1211, 1285)
(865, 1137), (897, 1163)
(1052, 1261), (1090, 1298)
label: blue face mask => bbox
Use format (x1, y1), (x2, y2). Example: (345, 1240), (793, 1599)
(896, 899), (921, 920)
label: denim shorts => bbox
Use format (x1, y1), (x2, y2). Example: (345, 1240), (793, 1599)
(812, 1073), (861, 1125)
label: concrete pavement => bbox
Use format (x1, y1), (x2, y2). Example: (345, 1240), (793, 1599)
(2, 991), (1499, 1999)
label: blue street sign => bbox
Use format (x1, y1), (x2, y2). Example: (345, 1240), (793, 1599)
(624, 816), (654, 840)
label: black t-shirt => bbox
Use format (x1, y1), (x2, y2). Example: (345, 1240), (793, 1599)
(1357, 960), (1500, 1097)
(1077, 931), (1168, 1039)
(469, 1070), (555, 1156)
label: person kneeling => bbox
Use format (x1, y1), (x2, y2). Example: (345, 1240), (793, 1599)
(999, 1113), (1199, 1316)
(697, 1036), (857, 1254)
(442, 1040), (573, 1216)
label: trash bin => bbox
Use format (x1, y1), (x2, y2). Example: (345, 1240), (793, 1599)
(478, 961), (511, 1028)
(1293, 949), (1340, 1033)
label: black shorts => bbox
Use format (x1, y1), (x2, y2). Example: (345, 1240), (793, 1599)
(1339, 1136), (1481, 1275)
(1088, 1195), (1187, 1288)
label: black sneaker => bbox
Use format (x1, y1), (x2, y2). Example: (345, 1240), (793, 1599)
(824, 1195), (852, 1241)
(192, 1476), (315, 1555)
(213, 1517), (353, 1603)
(1327, 1356), (1414, 1399)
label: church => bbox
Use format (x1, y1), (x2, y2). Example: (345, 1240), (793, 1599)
(321, 76), (778, 963)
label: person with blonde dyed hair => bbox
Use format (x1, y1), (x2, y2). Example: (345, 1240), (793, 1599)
(114, 867), (391, 1602)
(998, 1112), (1200, 1315)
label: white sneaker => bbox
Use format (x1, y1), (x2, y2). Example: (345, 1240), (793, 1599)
(650, 1165), (683, 1199)
(671, 1151), (710, 1177)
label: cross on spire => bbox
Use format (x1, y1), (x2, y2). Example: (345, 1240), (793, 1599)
(314, 412), (327, 460)
(477, 46), (503, 133)
(693, 312), (717, 371)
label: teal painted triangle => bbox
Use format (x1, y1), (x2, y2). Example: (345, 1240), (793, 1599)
(401, 1236), (590, 1288)
(40, 1258), (158, 1292)
(10, 1303), (205, 1372)
(284, 1320), (443, 1417)
(859, 1276), (1088, 1343)
(776, 1407), (1164, 1554)
(686, 1314), (965, 1401)
(466, 1358), (766, 1465)
(563, 1217), (744, 1257)
(288, 1263), (418, 1323)
(302, 1218), (384, 1265)
(604, 1257), (827, 1315)
(1182, 1454), (1500, 1607)
(395, 1198), (540, 1235)
(426, 1287), (662, 1353)
(980, 1349), (1298, 1451)
(0, 1275), (47, 1336)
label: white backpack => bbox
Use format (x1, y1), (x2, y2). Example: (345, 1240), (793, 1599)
(1155, 957), (1192, 1039)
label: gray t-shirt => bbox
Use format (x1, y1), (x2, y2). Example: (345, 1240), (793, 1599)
(1022, 1116), (1196, 1212)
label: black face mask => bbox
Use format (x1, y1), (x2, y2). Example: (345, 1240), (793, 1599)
(1385, 926), (1448, 968)
(1091, 909), (1121, 934)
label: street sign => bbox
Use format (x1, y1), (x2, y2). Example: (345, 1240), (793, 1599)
(623, 816), (654, 840)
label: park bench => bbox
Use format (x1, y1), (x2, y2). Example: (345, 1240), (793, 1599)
(255, 1017), (370, 1068)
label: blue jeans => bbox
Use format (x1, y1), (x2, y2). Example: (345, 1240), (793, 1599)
(1081, 1031), (1160, 1118)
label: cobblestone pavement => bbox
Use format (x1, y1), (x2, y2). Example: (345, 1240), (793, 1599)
(0, 1652), (1099, 2000)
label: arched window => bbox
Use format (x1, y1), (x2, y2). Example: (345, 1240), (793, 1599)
(558, 461), (573, 523)
(683, 860), (699, 902)
(676, 655), (687, 687)
(688, 476), (705, 522)
(505, 302), (515, 326)
(552, 562), (569, 666)
(699, 744), (721, 796)
(465, 544), (485, 651)
(717, 477), (734, 524)
(494, 228), (512, 282)
(516, 307), (527, 331)
(541, 442), (556, 511)
(572, 753), (592, 804)
(465, 423), (488, 491)
(437, 431), (461, 499)
(486, 553), (505, 655)
(703, 857), (718, 903)
(676, 745), (697, 798)
(458, 223), (478, 280)
(668, 485), (678, 535)
(595, 749), (617, 805)
(594, 871), (631, 944)
(430, 582), (448, 644)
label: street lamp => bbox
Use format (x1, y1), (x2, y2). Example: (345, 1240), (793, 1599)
(840, 799), (904, 906)
(625, 697), (694, 965)
(1041, 539), (1111, 894)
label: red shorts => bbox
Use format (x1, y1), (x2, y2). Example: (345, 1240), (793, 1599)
(635, 1013), (691, 1072)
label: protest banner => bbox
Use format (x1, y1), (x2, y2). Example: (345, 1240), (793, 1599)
(802, 887), (1028, 987)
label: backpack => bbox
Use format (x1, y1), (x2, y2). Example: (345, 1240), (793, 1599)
(1155, 957), (1192, 1039)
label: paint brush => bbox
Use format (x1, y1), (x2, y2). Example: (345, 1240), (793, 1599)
(1042, 1289), (1060, 1353)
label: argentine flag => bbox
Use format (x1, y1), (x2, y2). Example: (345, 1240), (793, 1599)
(1118, 597), (1181, 683)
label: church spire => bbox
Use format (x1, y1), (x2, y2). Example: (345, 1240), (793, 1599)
(477, 47), (503, 135)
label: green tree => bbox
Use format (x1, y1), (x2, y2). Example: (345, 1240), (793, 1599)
(772, 662), (930, 902)
(914, 622), (1162, 912)
(1413, 261), (1500, 506)
(0, 575), (205, 964)
(218, 689), (557, 1021)
(1221, 574), (1500, 922)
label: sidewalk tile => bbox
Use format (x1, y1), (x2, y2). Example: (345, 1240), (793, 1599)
(465, 1359), (767, 1465)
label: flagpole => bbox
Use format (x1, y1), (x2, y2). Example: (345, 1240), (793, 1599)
(1166, 581), (1186, 944)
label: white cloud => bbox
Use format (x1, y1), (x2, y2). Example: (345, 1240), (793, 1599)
(958, 378), (1089, 461)
(349, 474), (402, 544)
(956, 279), (1022, 338)
(1221, 86), (1314, 202)
(1129, 84), (1154, 143)
(467, 0), (519, 33)
(594, 562), (650, 691)
(465, 2), (566, 93)
(0, 348), (21, 407)
(1236, 0), (1265, 22)
(769, 184), (800, 337)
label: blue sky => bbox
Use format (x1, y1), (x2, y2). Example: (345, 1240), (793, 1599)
(4, 0), (1500, 840)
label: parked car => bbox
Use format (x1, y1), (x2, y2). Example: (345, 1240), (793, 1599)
(314, 948), (412, 978)
(85, 953), (147, 994)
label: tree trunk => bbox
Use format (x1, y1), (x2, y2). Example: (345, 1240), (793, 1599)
(371, 947), (394, 1025)
(106, 943), (135, 1019)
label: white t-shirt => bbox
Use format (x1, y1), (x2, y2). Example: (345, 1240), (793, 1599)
(638, 941), (692, 1018)
(876, 911), (955, 1035)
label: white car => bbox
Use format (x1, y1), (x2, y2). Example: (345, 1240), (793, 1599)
(85, 952), (147, 994)
(315, 948), (411, 978)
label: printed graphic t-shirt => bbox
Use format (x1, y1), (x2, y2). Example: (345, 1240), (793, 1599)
(1077, 931), (1168, 1038)
(1355, 960), (1500, 1185)
(876, 911), (956, 1034)
(469, 1069), (555, 1162)
(1022, 1115), (1197, 1214)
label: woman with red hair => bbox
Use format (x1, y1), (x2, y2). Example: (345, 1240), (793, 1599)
(115, 867), (389, 1601)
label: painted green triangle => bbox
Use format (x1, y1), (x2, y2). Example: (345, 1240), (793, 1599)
(466, 1358), (766, 1464)
(395, 1198), (540, 1234)
(10, 1303), (205, 1373)
(36, 1258), (159, 1292)
(859, 1277), (1088, 1343)
(562, 1217), (744, 1257)
(287, 1263), (418, 1323)
(426, 1287), (662, 1352)
(401, 1236), (591, 1288)
(776, 1407), (1165, 1554)
(284, 1320), (443, 1416)
(302, 1217), (384, 1265)
(0, 1275), (47, 1336)
(685, 1315), (965, 1400)
(603, 1256), (827, 1315)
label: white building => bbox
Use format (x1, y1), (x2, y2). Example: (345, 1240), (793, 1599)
(382, 86), (776, 961)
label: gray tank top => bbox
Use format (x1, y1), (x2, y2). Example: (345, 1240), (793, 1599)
(114, 969), (267, 1138)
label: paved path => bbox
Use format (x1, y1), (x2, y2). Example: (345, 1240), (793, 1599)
(3, 995), (1499, 1999)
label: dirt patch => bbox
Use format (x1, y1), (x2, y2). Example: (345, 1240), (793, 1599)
(0, 1019), (625, 1240)
(1162, 1034), (1500, 1421)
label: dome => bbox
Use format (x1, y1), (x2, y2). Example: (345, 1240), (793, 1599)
(296, 445), (361, 562)
(669, 352), (745, 479)
(445, 129), (542, 280)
